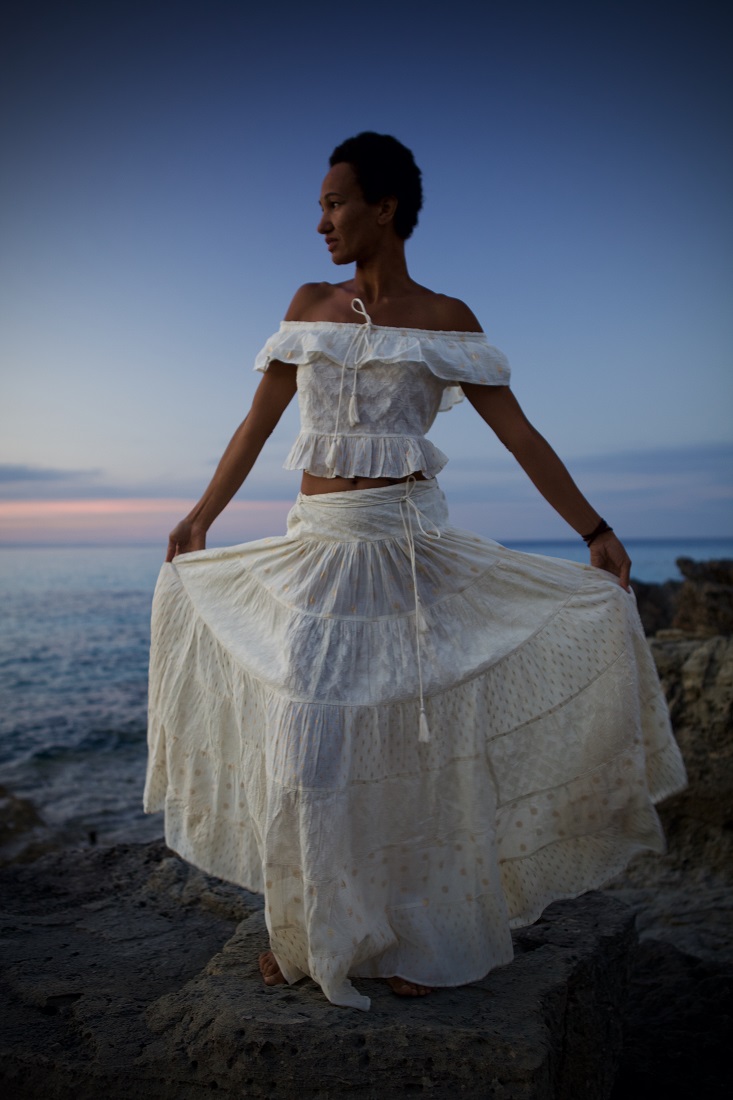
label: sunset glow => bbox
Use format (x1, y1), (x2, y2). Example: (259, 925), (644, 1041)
(1, 3), (730, 544)
(0, 499), (292, 545)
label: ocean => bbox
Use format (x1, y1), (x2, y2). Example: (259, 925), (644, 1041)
(1, 537), (731, 853)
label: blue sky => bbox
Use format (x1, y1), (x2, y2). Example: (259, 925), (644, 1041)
(1, 0), (731, 544)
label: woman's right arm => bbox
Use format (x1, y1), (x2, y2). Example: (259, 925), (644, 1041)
(166, 360), (297, 560)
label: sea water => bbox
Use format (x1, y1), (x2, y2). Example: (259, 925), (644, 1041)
(0, 547), (164, 847)
(1, 538), (731, 850)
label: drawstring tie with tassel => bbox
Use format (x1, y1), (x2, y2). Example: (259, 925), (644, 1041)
(398, 477), (442, 742)
(325, 297), (372, 473)
(303, 479), (442, 743)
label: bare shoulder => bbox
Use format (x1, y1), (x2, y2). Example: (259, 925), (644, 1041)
(423, 291), (484, 333)
(284, 282), (340, 322)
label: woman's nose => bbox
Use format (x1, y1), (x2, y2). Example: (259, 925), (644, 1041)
(317, 211), (331, 234)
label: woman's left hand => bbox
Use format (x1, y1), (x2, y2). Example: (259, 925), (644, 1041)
(590, 531), (632, 591)
(166, 519), (207, 562)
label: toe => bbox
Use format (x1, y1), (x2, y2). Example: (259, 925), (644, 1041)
(387, 976), (433, 997)
(258, 950), (285, 986)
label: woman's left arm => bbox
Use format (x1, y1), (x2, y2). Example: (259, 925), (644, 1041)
(462, 383), (632, 589)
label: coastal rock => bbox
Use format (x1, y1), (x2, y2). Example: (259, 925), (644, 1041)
(609, 939), (733, 1100)
(630, 578), (681, 636)
(605, 634), (733, 954)
(0, 784), (57, 867)
(675, 558), (733, 586)
(672, 558), (733, 636)
(649, 633), (733, 879)
(630, 557), (733, 638)
(0, 841), (635, 1100)
(603, 631), (733, 1097)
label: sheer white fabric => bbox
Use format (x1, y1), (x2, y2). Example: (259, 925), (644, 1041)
(145, 480), (687, 1011)
(254, 321), (510, 479)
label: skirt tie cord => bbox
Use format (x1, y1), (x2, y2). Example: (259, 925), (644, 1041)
(301, 478), (442, 743)
(398, 477), (441, 742)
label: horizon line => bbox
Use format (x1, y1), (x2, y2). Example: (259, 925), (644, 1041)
(2, 534), (732, 550)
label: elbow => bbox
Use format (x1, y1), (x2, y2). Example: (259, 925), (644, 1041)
(245, 419), (278, 449)
(238, 407), (281, 443)
(497, 434), (519, 456)
(498, 422), (543, 459)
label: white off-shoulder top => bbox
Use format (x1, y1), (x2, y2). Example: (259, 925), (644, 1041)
(254, 299), (511, 480)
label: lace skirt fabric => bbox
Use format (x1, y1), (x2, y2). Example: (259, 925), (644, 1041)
(144, 479), (687, 1010)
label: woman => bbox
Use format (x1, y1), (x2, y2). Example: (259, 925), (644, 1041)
(145, 132), (686, 1011)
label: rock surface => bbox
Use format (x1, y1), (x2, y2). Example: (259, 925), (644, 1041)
(631, 578), (681, 636)
(0, 785), (58, 868)
(609, 939), (732, 1100)
(673, 558), (733, 637)
(631, 557), (733, 638)
(643, 633), (732, 883)
(0, 841), (634, 1100)
(604, 631), (733, 1099)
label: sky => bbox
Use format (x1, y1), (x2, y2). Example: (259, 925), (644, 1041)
(1, 0), (731, 546)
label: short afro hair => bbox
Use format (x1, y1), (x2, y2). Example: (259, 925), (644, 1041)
(329, 132), (423, 240)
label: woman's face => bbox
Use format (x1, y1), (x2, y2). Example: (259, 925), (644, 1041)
(317, 162), (383, 265)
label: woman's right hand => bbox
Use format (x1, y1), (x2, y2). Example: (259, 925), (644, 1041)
(166, 519), (207, 562)
(589, 530), (632, 591)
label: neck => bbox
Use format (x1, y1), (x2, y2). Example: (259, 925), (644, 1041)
(349, 241), (414, 306)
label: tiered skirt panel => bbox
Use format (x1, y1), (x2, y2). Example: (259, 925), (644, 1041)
(145, 479), (687, 1010)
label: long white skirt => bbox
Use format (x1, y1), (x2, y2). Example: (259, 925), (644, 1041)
(144, 479), (687, 1010)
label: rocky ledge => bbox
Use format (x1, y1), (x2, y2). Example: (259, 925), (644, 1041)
(0, 843), (634, 1100)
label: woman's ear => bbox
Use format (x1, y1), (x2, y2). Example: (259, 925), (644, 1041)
(377, 196), (398, 226)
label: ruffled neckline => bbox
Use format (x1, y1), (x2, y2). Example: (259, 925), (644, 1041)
(255, 324), (511, 393)
(279, 320), (488, 339)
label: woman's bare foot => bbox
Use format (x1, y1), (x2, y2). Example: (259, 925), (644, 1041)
(259, 952), (431, 998)
(386, 976), (433, 997)
(258, 950), (286, 986)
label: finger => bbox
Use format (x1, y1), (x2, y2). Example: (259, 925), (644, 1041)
(620, 558), (631, 592)
(593, 552), (619, 582)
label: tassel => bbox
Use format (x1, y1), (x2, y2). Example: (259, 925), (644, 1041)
(348, 393), (360, 426)
(325, 438), (338, 470)
(417, 603), (429, 634)
(418, 708), (431, 743)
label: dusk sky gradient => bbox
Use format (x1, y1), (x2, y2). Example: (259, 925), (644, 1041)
(1, 0), (731, 545)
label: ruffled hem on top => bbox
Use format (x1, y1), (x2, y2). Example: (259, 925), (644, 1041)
(283, 431), (450, 479)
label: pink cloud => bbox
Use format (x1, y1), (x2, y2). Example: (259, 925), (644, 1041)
(0, 498), (292, 545)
